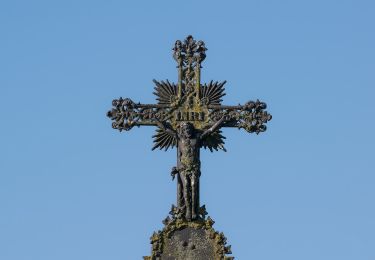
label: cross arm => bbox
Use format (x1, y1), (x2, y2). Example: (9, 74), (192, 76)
(201, 116), (226, 139)
(106, 97), (170, 131)
(208, 99), (272, 134)
(155, 121), (177, 138)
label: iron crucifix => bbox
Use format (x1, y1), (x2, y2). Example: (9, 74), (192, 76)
(107, 35), (272, 221)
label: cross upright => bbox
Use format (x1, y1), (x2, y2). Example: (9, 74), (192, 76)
(107, 35), (272, 221)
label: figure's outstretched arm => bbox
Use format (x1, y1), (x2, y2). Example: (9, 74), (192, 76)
(201, 116), (225, 139)
(156, 121), (177, 138)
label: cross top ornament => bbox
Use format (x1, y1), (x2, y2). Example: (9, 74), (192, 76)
(107, 35), (272, 222)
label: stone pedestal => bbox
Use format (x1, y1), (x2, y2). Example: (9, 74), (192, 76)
(144, 212), (234, 260)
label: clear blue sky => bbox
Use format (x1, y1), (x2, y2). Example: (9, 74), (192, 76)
(1, 0), (374, 259)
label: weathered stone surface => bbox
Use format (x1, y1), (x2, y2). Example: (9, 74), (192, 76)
(144, 215), (234, 260)
(161, 227), (215, 260)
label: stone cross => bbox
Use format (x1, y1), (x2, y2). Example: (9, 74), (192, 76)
(107, 35), (272, 222)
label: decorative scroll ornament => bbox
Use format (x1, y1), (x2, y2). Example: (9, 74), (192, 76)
(209, 99), (272, 134)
